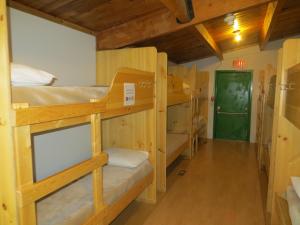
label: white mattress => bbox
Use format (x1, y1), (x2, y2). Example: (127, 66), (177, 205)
(12, 86), (109, 106)
(287, 186), (300, 225)
(166, 133), (189, 157)
(37, 160), (152, 225)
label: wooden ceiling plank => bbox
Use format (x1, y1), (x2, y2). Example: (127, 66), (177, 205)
(8, 0), (96, 35)
(260, 0), (287, 50)
(194, 24), (223, 60)
(97, 0), (273, 49)
(160, 0), (190, 23)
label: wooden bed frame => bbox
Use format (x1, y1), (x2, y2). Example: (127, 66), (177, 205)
(168, 65), (209, 156)
(3, 59), (156, 225)
(267, 39), (300, 225)
(155, 74), (192, 192)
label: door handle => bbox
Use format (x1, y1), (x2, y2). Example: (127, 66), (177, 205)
(217, 112), (248, 115)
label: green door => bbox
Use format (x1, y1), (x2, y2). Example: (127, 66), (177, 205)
(214, 71), (252, 141)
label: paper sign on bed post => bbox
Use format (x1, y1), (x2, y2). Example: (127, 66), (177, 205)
(124, 83), (135, 106)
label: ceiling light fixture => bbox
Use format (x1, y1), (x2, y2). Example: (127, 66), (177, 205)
(233, 19), (239, 31)
(235, 34), (242, 42)
(224, 14), (235, 26)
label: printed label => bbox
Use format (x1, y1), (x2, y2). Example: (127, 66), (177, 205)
(124, 83), (135, 106)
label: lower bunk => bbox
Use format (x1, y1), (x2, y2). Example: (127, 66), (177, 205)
(37, 150), (153, 225)
(166, 133), (189, 167)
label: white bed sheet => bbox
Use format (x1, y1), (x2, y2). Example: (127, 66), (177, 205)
(37, 160), (152, 225)
(166, 133), (189, 157)
(12, 86), (109, 106)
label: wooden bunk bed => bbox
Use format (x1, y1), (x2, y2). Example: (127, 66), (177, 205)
(168, 65), (209, 155)
(267, 39), (300, 225)
(8, 67), (156, 225)
(257, 74), (277, 177)
(0, 4), (158, 221)
(96, 47), (167, 196)
(166, 74), (191, 175)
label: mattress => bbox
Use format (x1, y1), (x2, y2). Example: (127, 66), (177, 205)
(37, 160), (152, 225)
(287, 186), (300, 225)
(12, 86), (109, 106)
(166, 133), (189, 157)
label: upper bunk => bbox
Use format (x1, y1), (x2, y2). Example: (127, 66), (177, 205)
(167, 74), (190, 106)
(11, 67), (155, 129)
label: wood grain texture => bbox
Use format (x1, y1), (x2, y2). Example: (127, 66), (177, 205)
(13, 126), (36, 225)
(275, 195), (292, 225)
(260, 0), (287, 50)
(97, 0), (272, 50)
(13, 68), (155, 126)
(270, 0), (300, 41)
(9, 0), (165, 32)
(156, 53), (168, 192)
(167, 74), (190, 106)
(159, 0), (191, 23)
(0, 1), (18, 225)
(194, 24), (223, 60)
(96, 48), (157, 204)
(134, 26), (213, 63)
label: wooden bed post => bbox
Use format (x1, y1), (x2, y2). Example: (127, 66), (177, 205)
(90, 99), (105, 224)
(156, 53), (167, 192)
(13, 114), (37, 225)
(0, 1), (19, 225)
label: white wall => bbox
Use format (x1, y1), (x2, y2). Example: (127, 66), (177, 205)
(10, 8), (96, 180)
(10, 8), (96, 86)
(184, 41), (284, 143)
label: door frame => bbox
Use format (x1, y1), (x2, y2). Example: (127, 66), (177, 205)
(213, 70), (253, 141)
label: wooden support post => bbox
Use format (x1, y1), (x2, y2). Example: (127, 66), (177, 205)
(156, 53), (167, 192)
(90, 100), (105, 222)
(0, 1), (19, 225)
(14, 125), (36, 225)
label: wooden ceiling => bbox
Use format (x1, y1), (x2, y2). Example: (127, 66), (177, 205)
(7, 0), (300, 63)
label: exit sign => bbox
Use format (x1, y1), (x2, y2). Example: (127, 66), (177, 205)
(232, 59), (246, 70)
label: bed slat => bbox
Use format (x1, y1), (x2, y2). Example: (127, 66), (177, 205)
(30, 115), (91, 133)
(18, 153), (108, 207)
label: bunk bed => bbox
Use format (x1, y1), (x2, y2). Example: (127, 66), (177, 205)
(267, 39), (300, 225)
(168, 65), (209, 155)
(166, 74), (191, 164)
(10, 67), (156, 225)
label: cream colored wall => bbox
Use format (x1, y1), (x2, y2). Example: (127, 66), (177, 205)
(183, 42), (283, 143)
(9, 8), (96, 180)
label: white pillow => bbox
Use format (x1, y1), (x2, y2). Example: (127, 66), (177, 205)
(11, 63), (56, 86)
(104, 148), (149, 168)
(291, 176), (300, 199)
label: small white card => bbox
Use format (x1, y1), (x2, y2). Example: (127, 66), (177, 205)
(124, 83), (135, 106)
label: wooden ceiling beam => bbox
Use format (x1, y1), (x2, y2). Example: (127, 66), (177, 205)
(7, 0), (96, 36)
(160, 0), (191, 23)
(194, 24), (223, 60)
(97, 0), (273, 50)
(260, 0), (287, 50)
